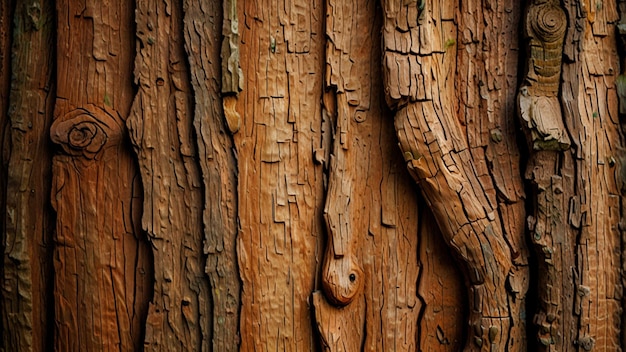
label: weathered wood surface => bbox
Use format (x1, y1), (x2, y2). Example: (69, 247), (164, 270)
(128, 0), (211, 349)
(182, 0), (241, 350)
(522, 1), (625, 350)
(1, 1), (54, 351)
(312, 0), (463, 351)
(50, 0), (151, 350)
(382, 0), (529, 350)
(234, 0), (326, 349)
(0, 0), (626, 351)
(518, 1), (575, 350)
(560, 0), (623, 350)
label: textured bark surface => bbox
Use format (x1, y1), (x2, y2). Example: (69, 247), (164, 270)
(382, 0), (529, 350)
(182, 0), (241, 350)
(1, 0), (626, 351)
(1, 1), (54, 351)
(560, 0), (623, 350)
(50, 0), (151, 350)
(312, 0), (425, 351)
(129, 0), (211, 349)
(234, 0), (326, 349)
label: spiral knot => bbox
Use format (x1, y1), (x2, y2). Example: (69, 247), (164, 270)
(530, 3), (567, 43)
(51, 106), (122, 159)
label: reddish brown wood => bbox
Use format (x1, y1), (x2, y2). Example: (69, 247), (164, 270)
(1, 1), (54, 351)
(0, 1), (624, 351)
(559, 0), (623, 350)
(234, 0), (327, 349)
(50, 0), (151, 350)
(128, 0), (211, 349)
(381, 0), (529, 350)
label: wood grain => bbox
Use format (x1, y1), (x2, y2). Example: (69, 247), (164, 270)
(1, 1), (54, 351)
(382, 0), (529, 350)
(51, 0), (151, 350)
(559, 0), (624, 350)
(313, 0), (427, 351)
(128, 0), (211, 350)
(182, 0), (241, 350)
(235, 0), (326, 349)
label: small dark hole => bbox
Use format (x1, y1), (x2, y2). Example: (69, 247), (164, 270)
(349, 274), (356, 282)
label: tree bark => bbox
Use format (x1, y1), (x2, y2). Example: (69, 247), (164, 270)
(0, 0), (625, 351)
(1, 1), (54, 351)
(50, 0), (151, 350)
(128, 0), (211, 349)
(382, 0), (529, 350)
(182, 0), (241, 350)
(234, 0), (327, 349)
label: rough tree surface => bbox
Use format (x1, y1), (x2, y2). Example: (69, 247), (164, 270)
(0, 0), (624, 352)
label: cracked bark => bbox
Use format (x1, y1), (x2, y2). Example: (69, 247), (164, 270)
(1, 1), (54, 351)
(234, 0), (327, 349)
(128, 0), (211, 350)
(182, 0), (241, 351)
(559, 0), (624, 350)
(50, 0), (152, 351)
(313, 0), (428, 351)
(381, 0), (529, 350)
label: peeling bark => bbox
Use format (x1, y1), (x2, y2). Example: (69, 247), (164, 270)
(51, 0), (151, 350)
(128, 0), (211, 350)
(182, 0), (241, 350)
(559, 0), (624, 350)
(518, 1), (575, 350)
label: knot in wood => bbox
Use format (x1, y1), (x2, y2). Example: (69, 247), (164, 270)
(577, 336), (595, 351)
(51, 106), (121, 159)
(529, 3), (566, 43)
(321, 256), (363, 306)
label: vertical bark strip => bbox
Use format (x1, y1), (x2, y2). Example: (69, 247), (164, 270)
(128, 0), (210, 350)
(0, 0), (11, 254)
(235, 0), (326, 349)
(0, 4), (14, 346)
(1, 1), (54, 351)
(182, 0), (241, 350)
(51, 0), (151, 350)
(0, 0), (12, 346)
(518, 1), (575, 349)
(314, 0), (422, 350)
(560, 0), (624, 350)
(381, 0), (529, 350)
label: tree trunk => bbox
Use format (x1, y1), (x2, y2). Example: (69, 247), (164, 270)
(0, 0), (625, 351)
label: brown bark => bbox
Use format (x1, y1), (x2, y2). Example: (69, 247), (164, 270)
(234, 0), (326, 350)
(128, 0), (211, 350)
(560, 0), (623, 350)
(1, 1), (54, 351)
(313, 1), (439, 351)
(382, 0), (529, 350)
(50, 0), (151, 350)
(1, 1), (625, 351)
(182, 0), (241, 350)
